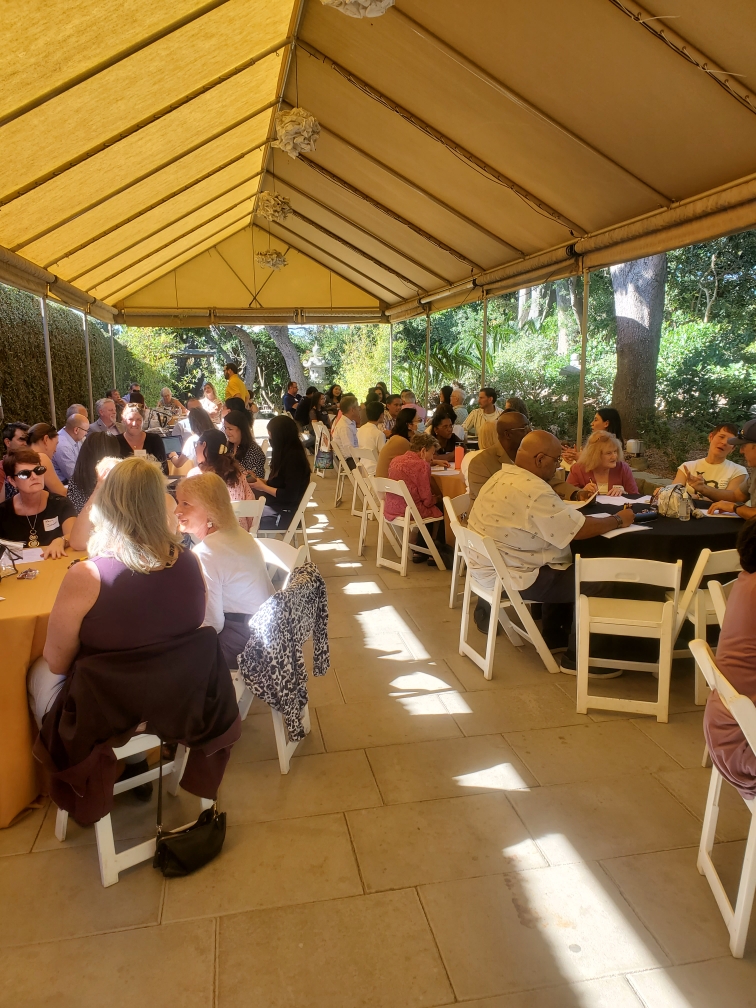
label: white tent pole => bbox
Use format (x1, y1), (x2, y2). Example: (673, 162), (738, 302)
(424, 309), (431, 410)
(575, 269), (590, 448)
(388, 322), (393, 393)
(109, 323), (116, 387)
(481, 291), (488, 388)
(83, 308), (94, 420)
(40, 296), (56, 425)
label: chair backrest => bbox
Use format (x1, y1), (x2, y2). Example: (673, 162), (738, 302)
(450, 520), (519, 592)
(257, 539), (307, 587)
(575, 555), (683, 604)
(690, 639), (756, 753)
(353, 446), (378, 464)
(372, 476), (416, 521)
(354, 462), (381, 515)
(283, 481), (317, 538)
(443, 492), (470, 524)
(230, 498), (265, 520)
(708, 577), (738, 628)
(331, 437), (352, 473)
(704, 547), (742, 578)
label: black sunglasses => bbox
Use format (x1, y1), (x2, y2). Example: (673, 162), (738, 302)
(15, 465), (46, 479)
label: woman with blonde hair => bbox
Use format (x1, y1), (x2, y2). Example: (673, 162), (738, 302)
(566, 429), (638, 497)
(175, 473), (273, 666)
(30, 456), (208, 798)
(115, 402), (168, 473)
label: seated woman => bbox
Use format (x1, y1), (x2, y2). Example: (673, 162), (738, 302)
(375, 407), (419, 477)
(324, 384), (342, 415)
(504, 396), (529, 418)
(566, 430), (638, 497)
(436, 386), (457, 425)
(116, 402), (168, 473)
(359, 388), (385, 426)
(223, 409), (265, 478)
(384, 433), (446, 563)
(167, 406), (215, 468)
(67, 432), (121, 514)
(199, 382), (222, 423)
(704, 520), (756, 800)
(175, 473), (274, 667)
(26, 423), (68, 496)
(561, 406), (625, 463)
(295, 388), (328, 453)
(248, 414), (311, 531)
(30, 456), (239, 816)
(427, 412), (461, 464)
(188, 429), (256, 531)
(0, 449), (76, 558)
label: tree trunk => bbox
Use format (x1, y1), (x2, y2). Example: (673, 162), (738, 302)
(266, 325), (306, 389)
(517, 288), (529, 328)
(610, 254), (667, 439)
(217, 325), (257, 386)
(528, 285), (542, 323)
(555, 280), (576, 355)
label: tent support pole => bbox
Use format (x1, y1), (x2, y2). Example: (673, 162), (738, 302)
(83, 310), (94, 420)
(481, 292), (488, 388)
(388, 322), (393, 393)
(575, 269), (590, 448)
(424, 308), (431, 411)
(40, 296), (56, 425)
(109, 323), (116, 387)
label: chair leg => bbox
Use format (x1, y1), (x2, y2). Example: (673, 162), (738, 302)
(400, 520), (410, 577)
(730, 811), (756, 957)
(482, 588), (501, 680)
(449, 544), (460, 608)
(419, 520), (446, 570)
(698, 767), (723, 872)
(702, 744), (712, 768)
(459, 574), (473, 656)
(358, 502), (368, 556)
(167, 744), (189, 797)
(694, 595), (709, 706)
(301, 702), (311, 735)
(271, 708), (292, 774)
(299, 521), (311, 562)
(237, 683), (254, 721)
(55, 807), (68, 842)
(94, 814), (120, 887)
(654, 611), (673, 723)
(575, 596), (591, 714)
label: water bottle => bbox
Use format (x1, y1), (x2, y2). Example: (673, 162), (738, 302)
(679, 488), (691, 521)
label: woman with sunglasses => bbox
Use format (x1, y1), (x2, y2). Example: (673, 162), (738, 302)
(0, 449), (76, 558)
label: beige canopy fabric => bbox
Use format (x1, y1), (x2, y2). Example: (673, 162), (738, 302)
(2, 0), (756, 325)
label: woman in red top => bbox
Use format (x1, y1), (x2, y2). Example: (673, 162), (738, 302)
(566, 430), (638, 497)
(384, 432), (446, 564)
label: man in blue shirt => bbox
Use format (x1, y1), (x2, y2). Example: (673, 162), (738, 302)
(282, 381), (301, 417)
(53, 413), (89, 481)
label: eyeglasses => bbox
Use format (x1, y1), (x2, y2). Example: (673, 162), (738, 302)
(15, 466), (46, 479)
(508, 425), (532, 433)
(537, 453), (562, 463)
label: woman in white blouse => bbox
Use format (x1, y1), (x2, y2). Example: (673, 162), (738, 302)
(175, 472), (273, 667)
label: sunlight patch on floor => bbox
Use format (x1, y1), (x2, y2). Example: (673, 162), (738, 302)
(389, 672), (454, 693)
(342, 582), (383, 595)
(311, 539), (350, 552)
(437, 691), (473, 714)
(453, 764), (532, 791)
(355, 607), (430, 659)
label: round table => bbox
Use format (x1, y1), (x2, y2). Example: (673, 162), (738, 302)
(431, 468), (467, 545)
(0, 552), (85, 827)
(572, 499), (744, 579)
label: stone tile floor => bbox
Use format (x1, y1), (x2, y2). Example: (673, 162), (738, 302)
(2, 476), (756, 1007)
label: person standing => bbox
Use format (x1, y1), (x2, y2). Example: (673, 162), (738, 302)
(53, 413), (90, 482)
(87, 398), (124, 437)
(462, 388), (502, 439)
(282, 381), (301, 417)
(223, 363), (248, 404)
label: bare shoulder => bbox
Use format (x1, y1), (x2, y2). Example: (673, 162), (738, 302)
(62, 558), (101, 595)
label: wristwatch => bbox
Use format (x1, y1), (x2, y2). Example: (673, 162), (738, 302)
(614, 513), (624, 527)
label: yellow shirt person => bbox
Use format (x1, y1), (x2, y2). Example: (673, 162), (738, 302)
(223, 364), (248, 403)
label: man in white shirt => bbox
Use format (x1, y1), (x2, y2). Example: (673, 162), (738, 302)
(172, 398), (201, 442)
(53, 413), (89, 481)
(705, 420), (756, 518)
(468, 429), (634, 675)
(462, 387), (503, 438)
(673, 423), (747, 501)
(331, 394), (360, 469)
(357, 400), (387, 471)
(87, 397), (125, 436)
(451, 388), (468, 425)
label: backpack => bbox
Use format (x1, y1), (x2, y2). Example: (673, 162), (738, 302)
(655, 484), (701, 519)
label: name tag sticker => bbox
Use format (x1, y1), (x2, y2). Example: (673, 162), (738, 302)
(43, 516), (60, 531)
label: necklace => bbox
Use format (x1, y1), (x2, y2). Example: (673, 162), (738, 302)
(26, 513), (40, 548)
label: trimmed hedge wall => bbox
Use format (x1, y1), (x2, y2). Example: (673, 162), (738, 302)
(0, 283), (169, 426)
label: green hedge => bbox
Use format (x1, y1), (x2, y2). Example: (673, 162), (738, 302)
(0, 283), (170, 426)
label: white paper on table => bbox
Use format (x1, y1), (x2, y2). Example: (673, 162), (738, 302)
(701, 511), (741, 518)
(596, 494), (651, 506)
(565, 492), (596, 508)
(601, 524), (652, 539)
(432, 468), (460, 476)
(589, 512), (611, 518)
(21, 548), (44, 562)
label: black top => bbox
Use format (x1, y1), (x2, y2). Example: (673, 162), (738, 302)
(116, 432), (168, 474)
(236, 441), (266, 479)
(263, 454), (311, 516)
(67, 480), (90, 515)
(436, 431), (461, 455)
(0, 492), (77, 547)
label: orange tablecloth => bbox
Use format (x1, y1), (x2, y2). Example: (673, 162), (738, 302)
(432, 470), (467, 545)
(0, 552), (85, 828)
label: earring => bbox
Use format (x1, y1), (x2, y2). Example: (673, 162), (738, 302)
(207, 521), (214, 528)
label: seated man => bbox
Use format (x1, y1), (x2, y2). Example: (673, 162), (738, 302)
(467, 430), (634, 676)
(53, 413), (89, 482)
(156, 387), (187, 419)
(462, 387), (502, 439)
(331, 394), (360, 470)
(172, 398), (201, 441)
(673, 423), (747, 502)
(467, 412), (587, 502)
(87, 397), (124, 436)
(401, 389), (426, 422)
(357, 400), (387, 472)
(383, 394), (403, 432)
(706, 421), (756, 517)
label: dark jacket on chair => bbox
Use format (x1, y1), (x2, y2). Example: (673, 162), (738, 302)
(34, 627), (240, 825)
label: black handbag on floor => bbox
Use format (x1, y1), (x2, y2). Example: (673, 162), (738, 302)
(152, 745), (226, 878)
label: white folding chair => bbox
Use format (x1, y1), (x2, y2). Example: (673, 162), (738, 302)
(232, 539), (307, 723)
(257, 482), (316, 561)
(443, 493), (470, 608)
(311, 422), (327, 479)
(373, 476), (446, 576)
(54, 734), (210, 887)
(670, 549), (742, 704)
(690, 639), (756, 957)
(352, 462), (398, 558)
(574, 555), (683, 722)
(709, 577), (738, 629)
(230, 497), (265, 535)
(453, 520), (560, 678)
(332, 439), (355, 509)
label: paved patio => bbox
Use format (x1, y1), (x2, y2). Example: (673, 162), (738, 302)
(1, 477), (755, 1008)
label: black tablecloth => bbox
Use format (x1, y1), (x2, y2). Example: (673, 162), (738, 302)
(571, 498), (744, 579)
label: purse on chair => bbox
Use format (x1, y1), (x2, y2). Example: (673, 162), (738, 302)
(152, 746), (227, 877)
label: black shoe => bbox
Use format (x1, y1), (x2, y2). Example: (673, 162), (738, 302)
(412, 551), (428, 564)
(117, 759), (154, 801)
(473, 602), (501, 636)
(559, 655), (623, 679)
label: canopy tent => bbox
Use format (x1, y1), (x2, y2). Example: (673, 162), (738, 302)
(2, 0), (756, 328)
